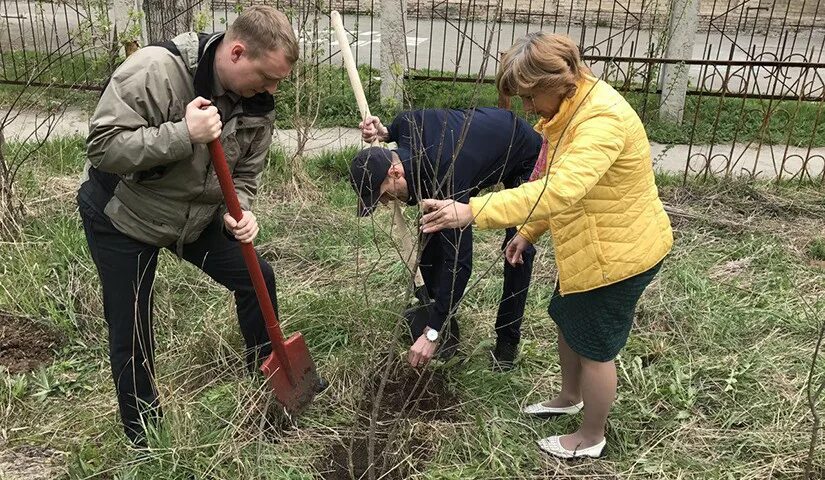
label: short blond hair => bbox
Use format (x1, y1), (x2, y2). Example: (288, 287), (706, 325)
(496, 32), (591, 99)
(227, 5), (299, 63)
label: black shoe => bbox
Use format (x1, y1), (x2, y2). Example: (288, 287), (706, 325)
(491, 339), (518, 371)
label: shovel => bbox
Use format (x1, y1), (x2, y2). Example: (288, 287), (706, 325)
(331, 11), (435, 342)
(208, 139), (321, 413)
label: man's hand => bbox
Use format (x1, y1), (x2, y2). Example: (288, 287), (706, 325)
(185, 97), (222, 144)
(419, 199), (474, 234)
(505, 233), (532, 267)
(408, 327), (439, 368)
(359, 115), (389, 144)
(223, 211), (259, 243)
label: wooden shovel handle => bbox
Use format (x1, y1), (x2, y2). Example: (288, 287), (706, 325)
(331, 10), (425, 289)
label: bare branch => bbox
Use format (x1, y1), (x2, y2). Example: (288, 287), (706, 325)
(803, 295), (825, 479)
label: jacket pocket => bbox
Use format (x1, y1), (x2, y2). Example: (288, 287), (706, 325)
(136, 165), (168, 183)
(585, 212), (609, 267)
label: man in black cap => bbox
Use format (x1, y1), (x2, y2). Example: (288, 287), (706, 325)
(350, 107), (542, 370)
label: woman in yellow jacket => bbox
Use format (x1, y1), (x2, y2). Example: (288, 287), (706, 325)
(420, 32), (673, 459)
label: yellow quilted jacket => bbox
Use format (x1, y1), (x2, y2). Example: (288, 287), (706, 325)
(469, 75), (673, 295)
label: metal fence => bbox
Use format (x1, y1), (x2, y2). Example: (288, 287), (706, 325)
(0, 0), (117, 89)
(1, 0), (824, 183)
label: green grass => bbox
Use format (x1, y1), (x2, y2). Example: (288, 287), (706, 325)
(1, 137), (824, 478)
(0, 50), (117, 115)
(0, 50), (115, 87)
(0, 83), (100, 115)
(633, 93), (825, 148)
(272, 64), (398, 129)
(402, 75), (825, 147)
(810, 237), (825, 262)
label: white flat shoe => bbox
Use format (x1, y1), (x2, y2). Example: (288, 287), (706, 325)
(537, 435), (606, 459)
(522, 400), (584, 418)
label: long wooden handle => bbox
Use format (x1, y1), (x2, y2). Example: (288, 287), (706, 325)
(392, 202), (426, 288)
(331, 11), (371, 122)
(331, 11), (425, 290)
(208, 139), (295, 384)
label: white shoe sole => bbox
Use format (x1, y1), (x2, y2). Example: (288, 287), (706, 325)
(522, 400), (584, 418)
(537, 435), (606, 459)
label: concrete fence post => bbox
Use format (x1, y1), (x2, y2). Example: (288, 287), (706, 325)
(380, 0), (407, 108)
(659, 0), (699, 124)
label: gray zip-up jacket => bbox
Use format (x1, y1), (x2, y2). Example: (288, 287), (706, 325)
(81, 31), (275, 253)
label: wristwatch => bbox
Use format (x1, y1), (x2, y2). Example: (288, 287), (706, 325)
(425, 328), (439, 342)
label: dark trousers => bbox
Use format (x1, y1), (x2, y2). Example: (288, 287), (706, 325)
(495, 227), (536, 344)
(78, 199), (276, 445)
(419, 227), (534, 345)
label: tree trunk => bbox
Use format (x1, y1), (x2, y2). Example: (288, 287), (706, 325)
(0, 126), (14, 237)
(144, 0), (194, 43)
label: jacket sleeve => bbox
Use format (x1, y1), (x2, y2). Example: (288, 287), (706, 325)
(86, 51), (193, 174)
(233, 124), (272, 211)
(502, 153), (547, 244)
(427, 227), (473, 333)
(468, 111), (626, 230)
(517, 220), (550, 244)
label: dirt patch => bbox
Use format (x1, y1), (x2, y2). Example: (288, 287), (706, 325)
(318, 358), (459, 479)
(362, 358), (459, 423)
(0, 445), (64, 480)
(0, 312), (62, 374)
(319, 431), (432, 480)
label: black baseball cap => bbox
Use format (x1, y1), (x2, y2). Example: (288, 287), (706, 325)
(349, 146), (394, 216)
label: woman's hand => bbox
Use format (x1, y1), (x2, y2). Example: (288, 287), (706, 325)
(419, 199), (474, 233)
(505, 233), (532, 267)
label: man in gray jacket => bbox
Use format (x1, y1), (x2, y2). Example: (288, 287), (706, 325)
(77, 6), (297, 445)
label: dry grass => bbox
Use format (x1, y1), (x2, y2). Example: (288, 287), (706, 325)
(0, 143), (823, 479)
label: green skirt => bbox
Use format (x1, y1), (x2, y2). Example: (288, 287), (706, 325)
(548, 260), (663, 362)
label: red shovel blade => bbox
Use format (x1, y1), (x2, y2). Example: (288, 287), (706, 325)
(260, 332), (320, 413)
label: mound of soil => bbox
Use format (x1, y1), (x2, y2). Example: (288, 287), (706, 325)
(363, 359), (459, 422)
(318, 358), (459, 479)
(0, 312), (62, 374)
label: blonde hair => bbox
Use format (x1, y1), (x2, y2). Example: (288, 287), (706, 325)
(496, 32), (591, 99)
(227, 5), (299, 63)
